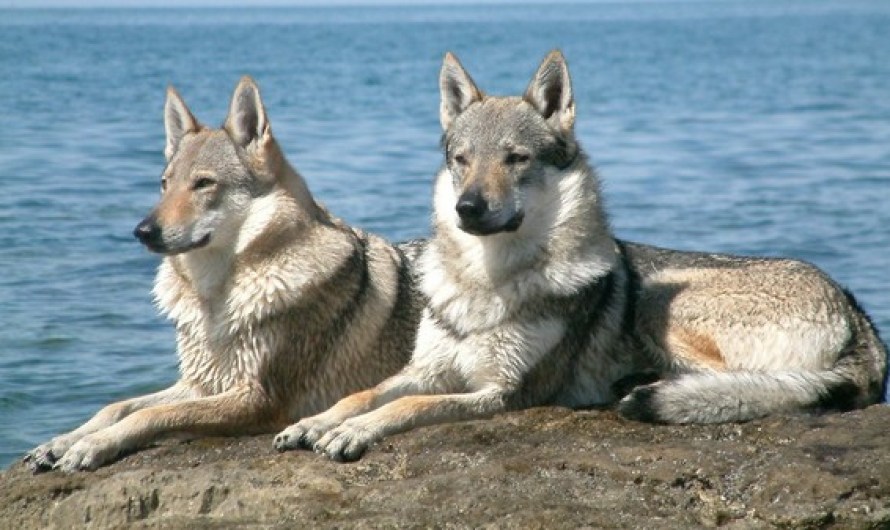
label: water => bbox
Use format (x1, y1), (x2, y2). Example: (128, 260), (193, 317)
(1, 1), (889, 468)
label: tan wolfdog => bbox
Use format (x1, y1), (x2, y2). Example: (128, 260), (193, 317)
(25, 77), (423, 472)
(275, 51), (887, 462)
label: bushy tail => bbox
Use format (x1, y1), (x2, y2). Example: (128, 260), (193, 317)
(619, 307), (888, 424)
(843, 289), (889, 404)
(619, 370), (858, 424)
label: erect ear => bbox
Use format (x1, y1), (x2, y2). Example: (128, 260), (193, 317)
(439, 52), (483, 131)
(523, 50), (575, 133)
(164, 86), (200, 161)
(225, 76), (271, 149)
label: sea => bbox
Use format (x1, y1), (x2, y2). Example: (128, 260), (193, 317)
(1, 0), (888, 468)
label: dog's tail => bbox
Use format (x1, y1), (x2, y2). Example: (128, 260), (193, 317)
(619, 295), (888, 424)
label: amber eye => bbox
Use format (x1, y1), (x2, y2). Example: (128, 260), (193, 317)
(505, 152), (530, 165)
(192, 177), (217, 191)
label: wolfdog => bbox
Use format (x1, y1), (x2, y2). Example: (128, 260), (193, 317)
(274, 51), (886, 461)
(24, 77), (423, 472)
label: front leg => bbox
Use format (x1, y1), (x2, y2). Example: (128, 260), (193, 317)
(24, 382), (194, 472)
(56, 386), (275, 472)
(274, 368), (441, 452)
(315, 387), (507, 462)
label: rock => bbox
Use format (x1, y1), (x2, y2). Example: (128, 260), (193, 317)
(2, 406), (889, 528)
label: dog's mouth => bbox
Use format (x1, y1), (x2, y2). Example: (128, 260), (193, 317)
(139, 232), (211, 255)
(458, 212), (524, 236)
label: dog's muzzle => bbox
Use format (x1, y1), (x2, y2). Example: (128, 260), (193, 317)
(456, 189), (488, 224)
(133, 216), (163, 250)
(455, 189), (523, 236)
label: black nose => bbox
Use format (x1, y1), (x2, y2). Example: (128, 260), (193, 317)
(133, 217), (161, 245)
(456, 190), (488, 221)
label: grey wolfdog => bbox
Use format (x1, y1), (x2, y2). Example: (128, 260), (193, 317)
(274, 51), (886, 462)
(25, 77), (423, 472)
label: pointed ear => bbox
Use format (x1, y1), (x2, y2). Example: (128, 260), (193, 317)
(164, 86), (200, 161)
(523, 50), (575, 133)
(439, 52), (483, 131)
(225, 76), (270, 148)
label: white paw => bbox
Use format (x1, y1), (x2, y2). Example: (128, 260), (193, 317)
(24, 436), (76, 472)
(274, 415), (342, 452)
(313, 419), (381, 462)
(55, 434), (117, 472)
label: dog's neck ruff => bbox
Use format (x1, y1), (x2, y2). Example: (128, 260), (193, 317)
(421, 164), (619, 334)
(152, 194), (357, 394)
(152, 191), (351, 328)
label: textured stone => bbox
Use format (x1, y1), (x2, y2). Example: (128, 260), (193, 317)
(2, 406), (889, 528)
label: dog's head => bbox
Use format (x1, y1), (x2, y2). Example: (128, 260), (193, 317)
(134, 77), (291, 255)
(438, 50), (579, 236)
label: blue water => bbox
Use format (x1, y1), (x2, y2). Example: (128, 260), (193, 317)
(1, 1), (889, 468)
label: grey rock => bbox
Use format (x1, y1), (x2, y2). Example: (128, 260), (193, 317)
(3, 406), (889, 528)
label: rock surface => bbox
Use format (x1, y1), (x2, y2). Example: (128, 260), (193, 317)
(2, 406), (889, 529)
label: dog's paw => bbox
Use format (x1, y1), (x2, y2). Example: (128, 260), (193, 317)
(274, 416), (340, 452)
(24, 443), (61, 473)
(616, 383), (664, 423)
(313, 419), (380, 462)
(54, 434), (117, 472)
(24, 437), (75, 473)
